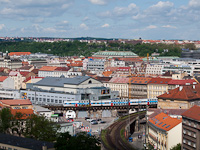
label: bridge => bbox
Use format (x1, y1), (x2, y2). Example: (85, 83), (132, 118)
(44, 104), (156, 118)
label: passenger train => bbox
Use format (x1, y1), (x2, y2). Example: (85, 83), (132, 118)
(63, 98), (157, 107)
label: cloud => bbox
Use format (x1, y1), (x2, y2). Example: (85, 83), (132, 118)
(0, 24), (5, 30)
(80, 23), (89, 30)
(88, 0), (108, 5)
(83, 16), (89, 21)
(146, 25), (157, 29)
(0, 0), (73, 19)
(189, 0), (200, 7)
(98, 3), (138, 18)
(162, 25), (177, 29)
(101, 23), (109, 28)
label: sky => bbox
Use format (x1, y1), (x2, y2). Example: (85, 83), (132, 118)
(0, 0), (199, 40)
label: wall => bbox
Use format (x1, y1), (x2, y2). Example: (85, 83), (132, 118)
(168, 123), (182, 149)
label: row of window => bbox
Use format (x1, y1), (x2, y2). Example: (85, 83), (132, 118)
(28, 97), (64, 104)
(183, 139), (196, 148)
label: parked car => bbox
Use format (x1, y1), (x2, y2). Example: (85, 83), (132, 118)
(86, 118), (93, 122)
(91, 121), (98, 125)
(100, 120), (106, 124)
(85, 117), (90, 120)
(97, 118), (101, 121)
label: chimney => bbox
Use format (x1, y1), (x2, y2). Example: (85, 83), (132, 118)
(179, 86), (183, 91)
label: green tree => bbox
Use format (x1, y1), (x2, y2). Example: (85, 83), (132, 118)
(0, 108), (13, 134)
(55, 132), (100, 150)
(24, 114), (60, 142)
(170, 143), (181, 150)
(12, 112), (26, 137)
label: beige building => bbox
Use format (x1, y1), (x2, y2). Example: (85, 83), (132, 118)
(148, 112), (182, 150)
(107, 77), (129, 98)
(147, 78), (172, 99)
(9, 71), (26, 89)
(129, 77), (151, 98)
(157, 84), (200, 109)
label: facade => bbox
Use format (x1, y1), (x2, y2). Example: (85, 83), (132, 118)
(162, 64), (192, 76)
(146, 64), (164, 75)
(87, 59), (106, 71)
(148, 112), (182, 150)
(0, 58), (22, 69)
(157, 84), (200, 109)
(9, 71), (26, 90)
(129, 77), (152, 98)
(21, 76), (119, 105)
(182, 105), (200, 150)
(38, 66), (71, 77)
(147, 78), (171, 99)
(181, 50), (200, 59)
(107, 77), (129, 98)
(0, 89), (20, 99)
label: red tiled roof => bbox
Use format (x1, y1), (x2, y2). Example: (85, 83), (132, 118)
(20, 71), (30, 77)
(39, 66), (57, 71)
(23, 76), (44, 82)
(11, 109), (34, 119)
(0, 76), (8, 82)
(0, 99), (32, 106)
(168, 79), (196, 85)
(55, 67), (70, 71)
(182, 105), (200, 121)
(9, 52), (31, 56)
(148, 112), (182, 131)
(102, 71), (113, 77)
(109, 77), (129, 83)
(130, 77), (152, 85)
(157, 84), (200, 101)
(148, 78), (172, 84)
(104, 67), (118, 72)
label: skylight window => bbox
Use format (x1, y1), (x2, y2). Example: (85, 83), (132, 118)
(166, 125), (170, 128)
(162, 124), (166, 127)
(159, 122), (163, 125)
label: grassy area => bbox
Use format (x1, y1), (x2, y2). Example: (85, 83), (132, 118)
(101, 129), (112, 150)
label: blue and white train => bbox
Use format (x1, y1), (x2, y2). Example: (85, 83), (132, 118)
(63, 98), (157, 107)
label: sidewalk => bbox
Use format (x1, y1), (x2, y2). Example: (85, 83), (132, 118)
(129, 131), (145, 150)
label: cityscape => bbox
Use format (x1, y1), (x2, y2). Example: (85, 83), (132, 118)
(0, 0), (200, 150)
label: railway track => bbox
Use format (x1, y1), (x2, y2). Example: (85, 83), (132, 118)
(102, 112), (145, 150)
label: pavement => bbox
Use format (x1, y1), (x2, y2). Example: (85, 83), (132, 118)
(129, 131), (146, 150)
(74, 117), (116, 136)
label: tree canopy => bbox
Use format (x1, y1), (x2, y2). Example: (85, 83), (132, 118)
(54, 132), (100, 150)
(0, 41), (192, 57)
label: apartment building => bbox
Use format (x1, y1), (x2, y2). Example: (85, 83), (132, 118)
(108, 77), (129, 98)
(146, 64), (163, 75)
(157, 84), (200, 109)
(147, 78), (172, 99)
(9, 71), (26, 90)
(129, 77), (152, 98)
(148, 112), (182, 150)
(182, 105), (200, 150)
(38, 66), (70, 77)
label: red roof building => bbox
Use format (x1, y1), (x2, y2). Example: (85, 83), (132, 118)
(148, 112), (182, 150)
(11, 109), (34, 119)
(9, 52), (31, 56)
(157, 84), (200, 109)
